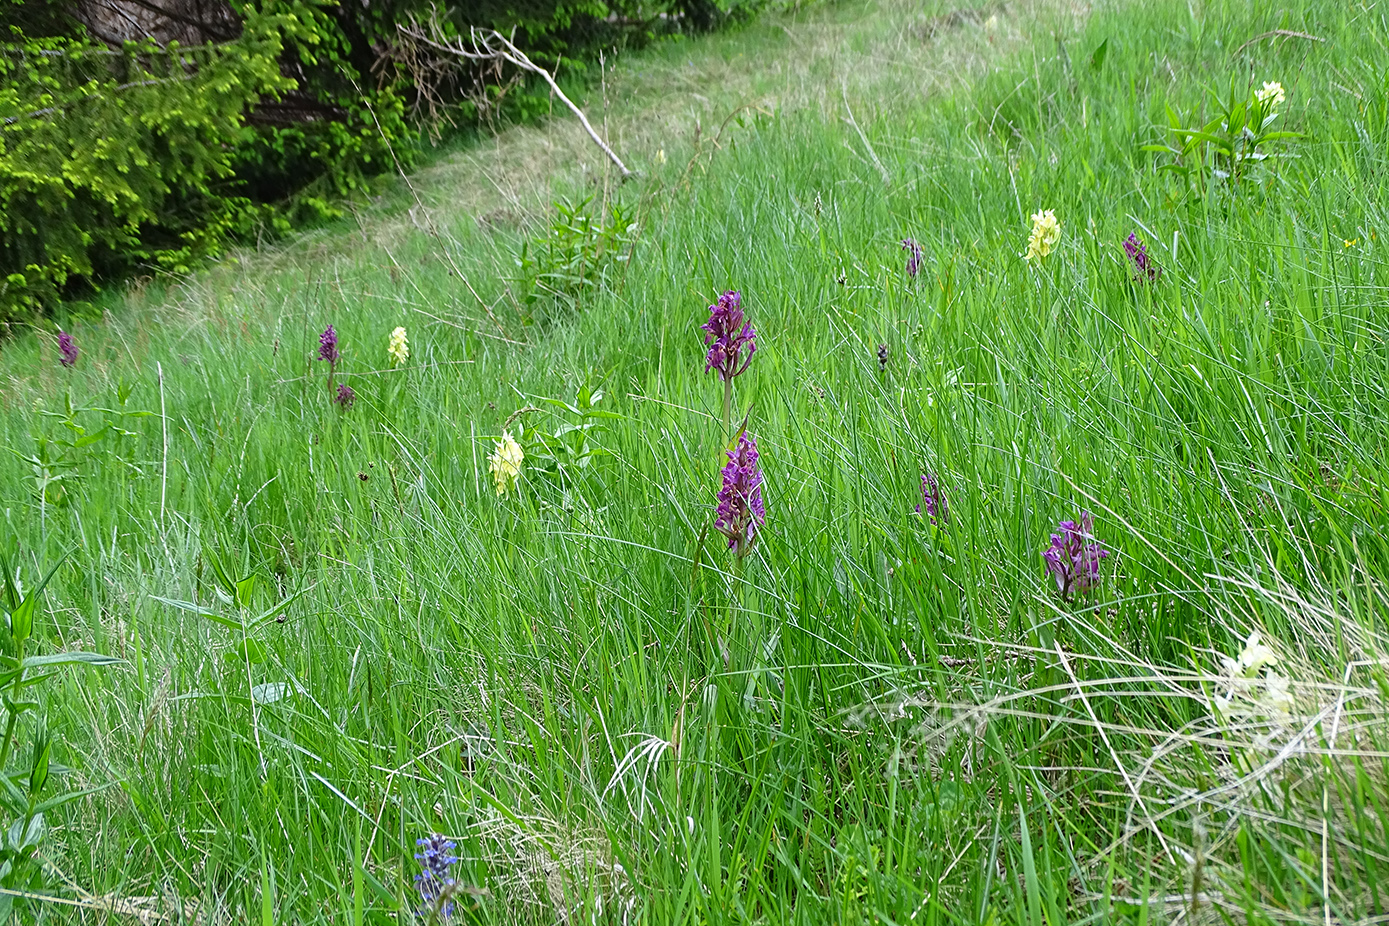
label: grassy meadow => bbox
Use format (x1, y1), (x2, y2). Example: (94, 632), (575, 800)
(2, 0), (1389, 921)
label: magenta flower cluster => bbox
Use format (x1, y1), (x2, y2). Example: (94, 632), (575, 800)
(901, 238), (924, 278)
(1124, 234), (1159, 281)
(335, 383), (355, 409)
(1042, 510), (1111, 600)
(916, 473), (948, 526)
(715, 431), (766, 555)
(57, 330), (78, 368)
(702, 291), (756, 382)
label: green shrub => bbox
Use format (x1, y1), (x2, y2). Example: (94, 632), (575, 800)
(0, 3), (305, 315)
(513, 194), (639, 324)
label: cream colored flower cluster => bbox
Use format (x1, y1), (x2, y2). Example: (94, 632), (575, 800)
(488, 432), (524, 496)
(1211, 631), (1296, 724)
(387, 326), (409, 366)
(1023, 209), (1061, 262)
(1255, 80), (1286, 107)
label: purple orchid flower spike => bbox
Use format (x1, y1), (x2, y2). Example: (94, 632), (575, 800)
(318, 325), (340, 364)
(703, 290), (757, 434)
(1124, 234), (1159, 281)
(1042, 510), (1111, 600)
(701, 291), (756, 382)
(57, 330), (78, 368)
(715, 430), (766, 557)
(915, 473), (948, 526)
(901, 238), (924, 278)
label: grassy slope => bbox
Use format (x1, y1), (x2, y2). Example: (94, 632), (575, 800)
(3, 0), (1389, 922)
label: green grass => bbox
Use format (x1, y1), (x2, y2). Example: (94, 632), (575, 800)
(3, 0), (1389, 922)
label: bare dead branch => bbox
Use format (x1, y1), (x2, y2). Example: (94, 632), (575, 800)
(395, 9), (634, 179)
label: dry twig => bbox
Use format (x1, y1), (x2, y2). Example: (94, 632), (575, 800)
(1234, 29), (1324, 56)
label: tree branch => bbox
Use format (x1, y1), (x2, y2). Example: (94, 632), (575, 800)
(2, 72), (196, 126)
(396, 11), (634, 179)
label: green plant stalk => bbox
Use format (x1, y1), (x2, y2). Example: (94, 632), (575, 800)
(0, 642), (24, 774)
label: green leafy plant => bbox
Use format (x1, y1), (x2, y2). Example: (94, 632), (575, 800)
(508, 384), (621, 490)
(153, 550), (307, 679)
(12, 386), (149, 521)
(0, 550), (121, 922)
(1144, 79), (1301, 191)
(512, 196), (638, 318)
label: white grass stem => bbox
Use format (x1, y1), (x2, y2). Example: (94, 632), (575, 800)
(841, 84), (890, 185)
(1325, 662), (1353, 926)
(1054, 642), (1175, 864)
(157, 361), (167, 528)
(471, 421), (479, 500)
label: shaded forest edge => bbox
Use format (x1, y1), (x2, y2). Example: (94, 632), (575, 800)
(0, 0), (757, 322)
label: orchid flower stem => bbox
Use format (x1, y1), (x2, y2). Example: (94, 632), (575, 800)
(725, 551), (743, 667)
(723, 379), (733, 442)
